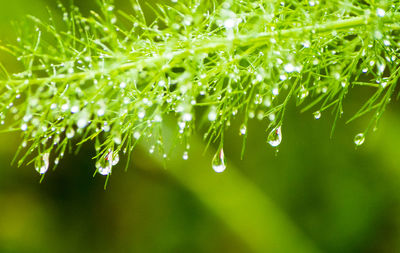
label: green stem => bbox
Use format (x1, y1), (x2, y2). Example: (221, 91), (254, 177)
(1, 14), (399, 86)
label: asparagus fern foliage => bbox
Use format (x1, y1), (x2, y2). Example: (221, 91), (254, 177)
(0, 0), (399, 178)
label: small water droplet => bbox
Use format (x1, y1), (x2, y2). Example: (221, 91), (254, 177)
(182, 151), (189, 160)
(313, 111), (321, 119)
(66, 128), (75, 139)
(21, 123), (28, 131)
(77, 110), (89, 128)
(208, 110), (217, 121)
(239, 124), (247, 135)
(284, 63), (295, 73)
(106, 151), (119, 166)
(376, 8), (385, 17)
(267, 126), (282, 147)
(354, 133), (365, 146)
(212, 148), (226, 173)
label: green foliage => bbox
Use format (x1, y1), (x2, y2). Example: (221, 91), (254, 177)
(0, 0), (399, 177)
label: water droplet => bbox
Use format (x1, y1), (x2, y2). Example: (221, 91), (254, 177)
(284, 63), (295, 73)
(66, 128), (75, 139)
(133, 131), (141, 139)
(182, 151), (189, 160)
(107, 152), (119, 166)
(239, 124), (247, 135)
(113, 135), (121, 145)
(77, 110), (89, 128)
(35, 152), (49, 174)
(182, 112), (193, 122)
(21, 123), (28, 131)
(212, 148), (226, 173)
(267, 126), (282, 147)
(97, 152), (118, 176)
(138, 110), (146, 119)
(97, 108), (105, 117)
(208, 111), (217, 121)
(149, 145), (155, 154)
(376, 8), (385, 17)
(354, 133), (365, 146)
(313, 111), (321, 119)
(70, 105), (80, 114)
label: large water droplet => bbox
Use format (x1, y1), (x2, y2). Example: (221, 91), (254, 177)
(354, 133), (365, 146)
(97, 157), (111, 176)
(35, 152), (50, 174)
(212, 148), (226, 173)
(267, 126), (282, 147)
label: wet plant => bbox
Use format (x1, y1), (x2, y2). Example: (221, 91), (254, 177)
(0, 0), (399, 178)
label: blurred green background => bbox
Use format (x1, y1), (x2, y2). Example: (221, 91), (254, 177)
(1, 1), (400, 252)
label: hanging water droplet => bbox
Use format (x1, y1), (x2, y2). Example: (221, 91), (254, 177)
(313, 111), (321, 119)
(98, 165), (111, 175)
(267, 126), (282, 147)
(212, 148), (226, 173)
(35, 152), (50, 174)
(106, 151), (119, 166)
(66, 128), (75, 139)
(182, 151), (189, 160)
(239, 124), (247, 135)
(354, 133), (365, 146)
(96, 153), (115, 176)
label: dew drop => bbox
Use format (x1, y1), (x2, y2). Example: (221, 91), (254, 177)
(98, 165), (111, 176)
(96, 152), (117, 176)
(66, 128), (75, 139)
(182, 151), (189, 160)
(267, 126), (282, 147)
(21, 123), (28, 131)
(208, 111), (217, 121)
(212, 148), (226, 173)
(77, 110), (89, 128)
(376, 8), (385, 17)
(106, 152), (119, 166)
(35, 152), (50, 174)
(284, 63), (295, 73)
(313, 111), (321, 119)
(354, 133), (365, 146)
(239, 124), (247, 135)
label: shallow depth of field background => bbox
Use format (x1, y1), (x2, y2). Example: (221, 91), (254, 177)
(1, 1), (400, 252)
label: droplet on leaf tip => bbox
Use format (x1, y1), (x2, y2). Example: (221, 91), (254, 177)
(212, 148), (226, 173)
